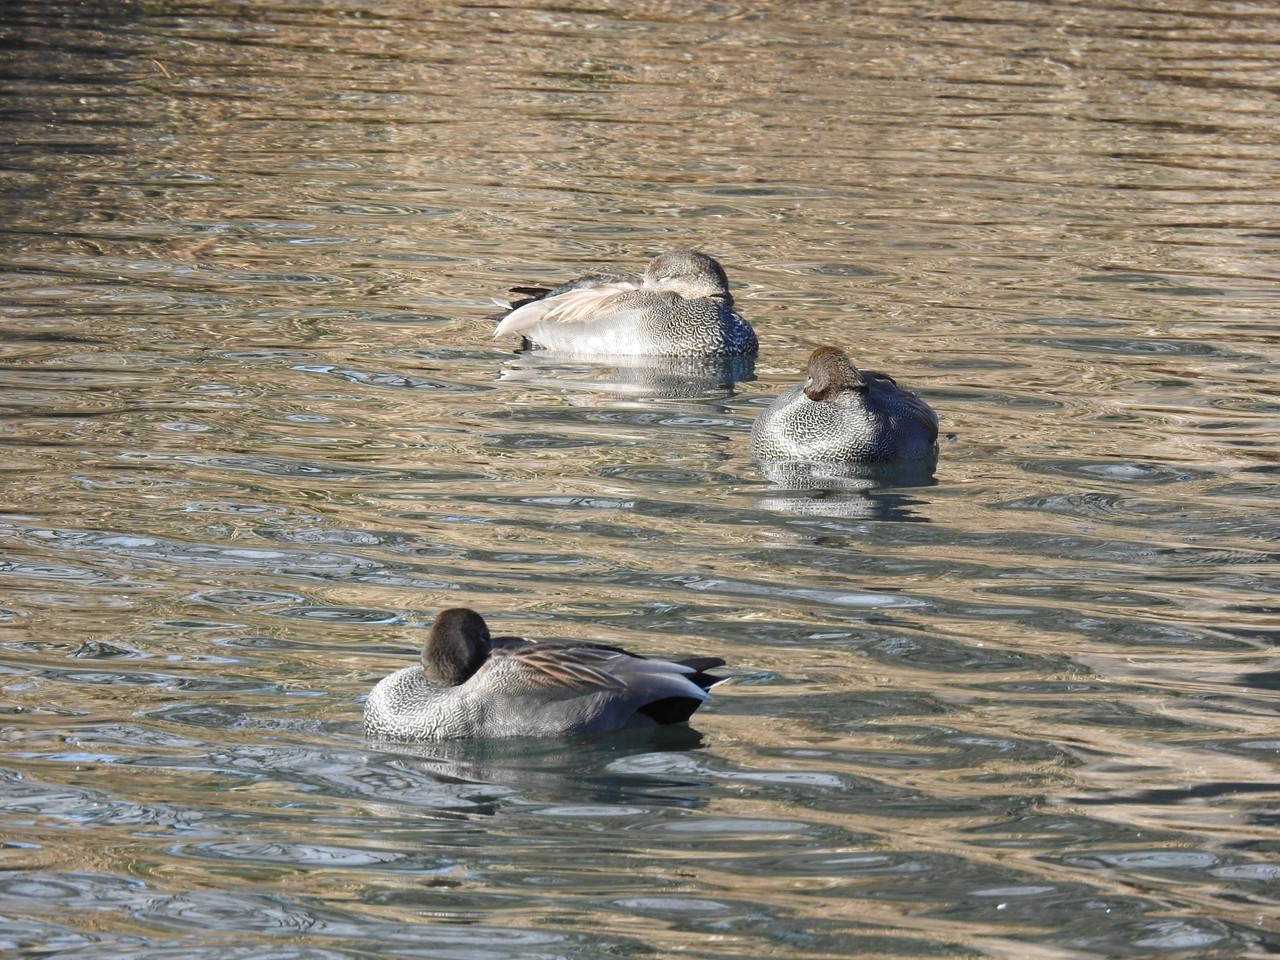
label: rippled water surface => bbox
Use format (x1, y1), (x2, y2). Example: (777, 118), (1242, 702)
(2, 1), (1279, 957)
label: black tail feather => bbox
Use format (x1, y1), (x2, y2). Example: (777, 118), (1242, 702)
(507, 285), (551, 310)
(678, 656), (726, 691)
(638, 696), (704, 725)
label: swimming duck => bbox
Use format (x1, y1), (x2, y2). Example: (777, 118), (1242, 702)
(364, 608), (726, 742)
(493, 249), (759, 358)
(750, 346), (938, 463)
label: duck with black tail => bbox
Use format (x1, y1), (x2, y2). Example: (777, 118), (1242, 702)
(364, 608), (726, 742)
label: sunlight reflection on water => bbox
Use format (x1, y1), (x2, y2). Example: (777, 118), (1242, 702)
(1, 1), (1278, 958)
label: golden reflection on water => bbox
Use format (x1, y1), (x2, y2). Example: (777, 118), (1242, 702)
(1, 0), (1279, 958)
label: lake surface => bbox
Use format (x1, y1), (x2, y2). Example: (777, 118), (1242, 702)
(1, 1), (1278, 957)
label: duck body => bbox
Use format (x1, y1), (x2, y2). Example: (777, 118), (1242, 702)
(364, 608), (725, 742)
(751, 346), (938, 463)
(494, 250), (758, 358)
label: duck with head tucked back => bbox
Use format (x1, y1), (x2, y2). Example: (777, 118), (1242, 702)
(364, 608), (727, 742)
(750, 346), (939, 464)
(493, 249), (758, 358)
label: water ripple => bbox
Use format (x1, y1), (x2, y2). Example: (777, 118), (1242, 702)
(1, 1), (1278, 958)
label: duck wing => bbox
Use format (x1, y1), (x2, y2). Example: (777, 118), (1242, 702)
(494, 278), (643, 337)
(478, 642), (723, 730)
(490, 637), (724, 693)
(862, 370), (940, 441)
(485, 643), (628, 699)
(862, 369), (899, 387)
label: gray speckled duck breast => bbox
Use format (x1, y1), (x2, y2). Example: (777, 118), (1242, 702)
(494, 249), (758, 358)
(750, 346), (938, 463)
(364, 608), (726, 742)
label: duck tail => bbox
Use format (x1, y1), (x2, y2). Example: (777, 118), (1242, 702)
(677, 656), (726, 692)
(637, 695), (706, 725)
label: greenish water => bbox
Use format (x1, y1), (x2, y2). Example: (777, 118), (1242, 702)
(1, 1), (1278, 957)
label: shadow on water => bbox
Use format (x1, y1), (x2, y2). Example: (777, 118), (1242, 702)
(365, 725), (713, 808)
(130, 702), (713, 817)
(752, 455), (938, 521)
(498, 351), (756, 399)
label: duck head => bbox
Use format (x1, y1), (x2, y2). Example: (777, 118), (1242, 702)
(422, 607), (492, 685)
(644, 249), (732, 302)
(803, 346), (867, 401)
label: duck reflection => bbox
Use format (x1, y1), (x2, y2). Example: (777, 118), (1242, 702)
(499, 351), (756, 400)
(753, 455), (938, 521)
(367, 725), (712, 809)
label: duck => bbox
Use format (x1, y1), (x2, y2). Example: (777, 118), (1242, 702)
(493, 249), (759, 358)
(750, 346), (938, 463)
(364, 608), (726, 742)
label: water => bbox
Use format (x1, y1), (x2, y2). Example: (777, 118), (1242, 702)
(1, 1), (1278, 957)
